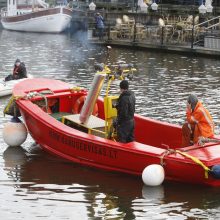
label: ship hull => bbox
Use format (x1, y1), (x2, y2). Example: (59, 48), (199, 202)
(1, 7), (72, 33)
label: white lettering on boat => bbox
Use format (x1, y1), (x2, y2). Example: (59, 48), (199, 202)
(49, 130), (117, 159)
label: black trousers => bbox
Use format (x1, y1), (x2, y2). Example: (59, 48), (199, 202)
(5, 74), (15, 81)
(117, 119), (135, 143)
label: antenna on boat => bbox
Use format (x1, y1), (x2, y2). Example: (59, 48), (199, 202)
(94, 46), (112, 73)
(105, 46), (112, 63)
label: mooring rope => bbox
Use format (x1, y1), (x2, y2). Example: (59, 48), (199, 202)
(160, 148), (210, 179)
(160, 148), (176, 166)
(4, 89), (54, 116)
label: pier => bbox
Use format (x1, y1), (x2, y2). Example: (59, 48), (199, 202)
(86, 4), (220, 58)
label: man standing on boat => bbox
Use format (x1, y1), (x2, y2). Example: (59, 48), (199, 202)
(114, 80), (136, 143)
(5, 59), (27, 81)
(182, 94), (214, 147)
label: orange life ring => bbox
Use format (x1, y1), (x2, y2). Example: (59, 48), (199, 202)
(41, 99), (58, 114)
(73, 95), (99, 116)
(42, 106), (52, 114)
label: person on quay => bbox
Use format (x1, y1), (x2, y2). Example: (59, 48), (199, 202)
(5, 59), (27, 81)
(114, 80), (136, 143)
(95, 12), (105, 40)
(182, 94), (214, 147)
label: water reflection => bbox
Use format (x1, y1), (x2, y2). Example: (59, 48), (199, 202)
(136, 184), (220, 219)
(142, 185), (165, 201)
(3, 146), (27, 183)
(3, 144), (220, 219)
(2, 144), (141, 219)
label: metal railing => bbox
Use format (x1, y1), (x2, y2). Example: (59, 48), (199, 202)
(89, 22), (191, 45)
(195, 15), (220, 30)
(88, 21), (220, 50)
(0, 7), (7, 17)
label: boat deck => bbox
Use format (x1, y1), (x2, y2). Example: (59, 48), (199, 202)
(62, 114), (106, 138)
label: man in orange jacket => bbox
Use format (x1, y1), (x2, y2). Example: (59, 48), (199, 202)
(182, 94), (214, 147)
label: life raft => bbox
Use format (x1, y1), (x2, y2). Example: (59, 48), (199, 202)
(73, 95), (98, 116)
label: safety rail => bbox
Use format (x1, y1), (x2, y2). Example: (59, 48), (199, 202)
(195, 15), (220, 30)
(0, 7), (7, 17)
(88, 14), (220, 50)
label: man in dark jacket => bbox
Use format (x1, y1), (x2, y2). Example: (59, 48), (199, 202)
(95, 12), (105, 40)
(115, 80), (136, 143)
(5, 59), (27, 81)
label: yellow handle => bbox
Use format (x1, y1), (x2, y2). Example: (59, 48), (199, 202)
(176, 150), (210, 178)
(4, 95), (15, 116)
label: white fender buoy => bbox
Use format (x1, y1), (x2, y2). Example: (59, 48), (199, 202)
(142, 164), (165, 186)
(3, 117), (27, 147)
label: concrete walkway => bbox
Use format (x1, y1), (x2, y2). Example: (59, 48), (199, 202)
(89, 38), (220, 59)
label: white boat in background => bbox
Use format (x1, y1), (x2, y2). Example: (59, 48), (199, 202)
(1, 0), (73, 33)
(0, 78), (29, 97)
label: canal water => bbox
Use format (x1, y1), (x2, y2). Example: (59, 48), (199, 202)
(1, 30), (220, 219)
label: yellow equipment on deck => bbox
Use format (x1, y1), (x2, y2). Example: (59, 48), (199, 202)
(104, 95), (118, 139)
(101, 63), (136, 139)
(61, 45), (137, 140)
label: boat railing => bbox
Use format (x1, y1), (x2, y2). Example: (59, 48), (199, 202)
(0, 7), (7, 17)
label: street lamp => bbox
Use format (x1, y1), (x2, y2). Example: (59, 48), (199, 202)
(198, 3), (206, 14)
(205, 0), (213, 13)
(151, 2), (158, 11)
(206, 4), (213, 13)
(140, 2), (148, 13)
(198, 0), (213, 14)
(89, 2), (96, 11)
(191, 0), (213, 49)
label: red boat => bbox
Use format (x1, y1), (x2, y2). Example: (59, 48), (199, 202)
(10, 76), (220, 187)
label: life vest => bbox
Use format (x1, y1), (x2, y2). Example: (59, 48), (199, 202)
(13, 66), (19, 76)
(186, 101), (214, 143)
(73, 95), (98, 116)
